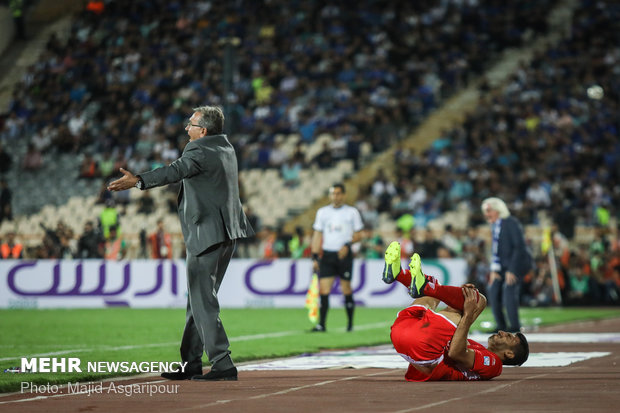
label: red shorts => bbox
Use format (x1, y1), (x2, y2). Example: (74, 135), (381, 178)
(390, 304), (457, 366)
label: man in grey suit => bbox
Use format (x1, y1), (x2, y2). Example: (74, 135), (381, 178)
(481, 197), (533, 333)
(108, 106), (254, 381)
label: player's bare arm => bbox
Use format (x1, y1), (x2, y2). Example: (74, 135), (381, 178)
(311, 230), (323, 272)
(338, 230), (363, 259)
(447, 288), (487, 368)
(350, 230), (363, 244)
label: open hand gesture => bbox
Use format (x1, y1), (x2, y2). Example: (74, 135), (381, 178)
(108, 168), (139, 192)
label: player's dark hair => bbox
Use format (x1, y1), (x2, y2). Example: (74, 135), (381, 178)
(332, 183), (345, 193)
(504, 332), (529, 366)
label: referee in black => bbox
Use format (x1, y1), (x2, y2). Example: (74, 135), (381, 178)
(310, 183), (364, 332)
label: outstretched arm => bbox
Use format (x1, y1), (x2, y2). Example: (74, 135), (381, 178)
(447, 288), (487, 368)
(109, 143), (205, 192)
(108, 168), (139, 191)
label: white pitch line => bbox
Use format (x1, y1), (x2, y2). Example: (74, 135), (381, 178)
(231, 331), (299, 341)
(469, 332), (620, 343)
(2, 330), (615, 362)
(0, 348), (95, 362)
(0, 322), (392, 362)
(0, 343), (178, 362)
(5, 328), (615, 362)
(349, 321), (391, 331)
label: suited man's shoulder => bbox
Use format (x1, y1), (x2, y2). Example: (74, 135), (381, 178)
(182, 135), (231, 158)
(503, 216), (524, 229)
(190, 134), (230, 147)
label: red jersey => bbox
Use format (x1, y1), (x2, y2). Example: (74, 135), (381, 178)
(391, 305), (502, 381)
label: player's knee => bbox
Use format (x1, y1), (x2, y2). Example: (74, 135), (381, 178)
(340, 279), (353, 295)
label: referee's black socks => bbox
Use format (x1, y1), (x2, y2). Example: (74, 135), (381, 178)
(345, 294), (354, 331)
(319, 294), (329, 329)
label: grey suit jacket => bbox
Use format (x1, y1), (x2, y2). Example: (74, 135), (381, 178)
(139, 134), (254, 255)
(497, 216), (533, 278)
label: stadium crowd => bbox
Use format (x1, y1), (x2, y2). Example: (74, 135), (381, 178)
(0, 1), (618, 307)
(358, 1), (619, 231)
(1, 0), (555, 183)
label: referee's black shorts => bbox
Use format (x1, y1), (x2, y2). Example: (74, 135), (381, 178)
(319, 250), (353, 281)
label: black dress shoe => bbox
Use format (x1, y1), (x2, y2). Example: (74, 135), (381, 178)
(161, 369), (202, 380)
(191, 367), (238, 381)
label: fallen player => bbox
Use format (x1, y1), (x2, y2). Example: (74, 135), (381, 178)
(383, 241), (529, 381)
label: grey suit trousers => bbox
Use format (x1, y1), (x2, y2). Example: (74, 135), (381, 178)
(180, 239), (236, 373)
(488, 272), (521, 332)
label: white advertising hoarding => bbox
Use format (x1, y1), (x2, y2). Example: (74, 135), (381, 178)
(0, 259), (467, 309)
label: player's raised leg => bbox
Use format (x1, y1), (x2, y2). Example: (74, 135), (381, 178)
(383, 241), (413, 287)
(409, 252), (483, 311)
(383, 241), (402, 283)
(383, 243), (439, 309)
(405, 252), (439, 310)
(409, 253), (429, 298)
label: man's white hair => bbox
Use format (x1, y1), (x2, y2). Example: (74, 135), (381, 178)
(481, 197), (510, 218)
